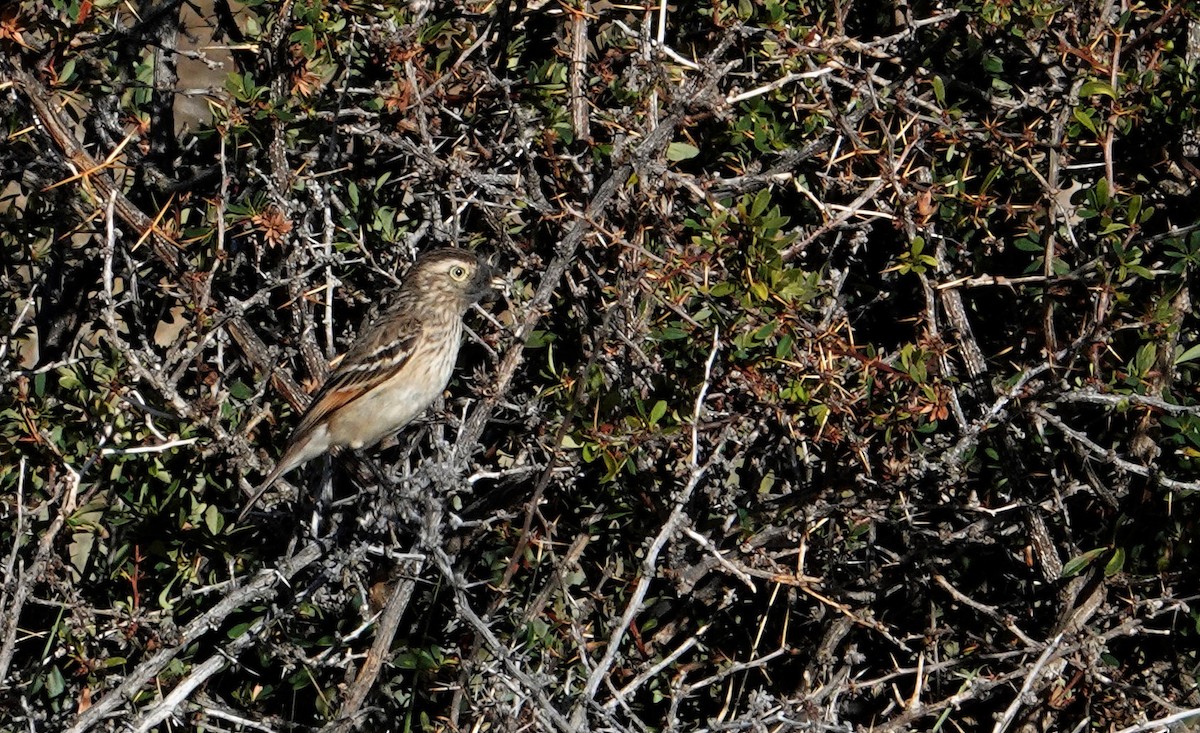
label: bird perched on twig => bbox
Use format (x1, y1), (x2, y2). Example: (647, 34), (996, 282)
(238, 248), (502, 521)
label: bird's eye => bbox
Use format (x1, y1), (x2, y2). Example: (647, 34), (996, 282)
(449, 265), (469, 282)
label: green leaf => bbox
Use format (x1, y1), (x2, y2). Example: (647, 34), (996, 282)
(46, 666), (65, 698)
(648, 400), (668, 426)
(666, 142), (700, 161)
(158, 573), (180, 612)
(59, 369), (81, 390)
(228, 380), (253, 401)
(1062, 547), (1107, 578)
(1079, 80), (1118, 99)
(205, 504), (224, 535)
(750, 188), (771, 219)
(1134, 344), (1156, 375)
(59, 59), (77, 84)
(525, 330), (555, 348)
(1127, 194), (1142, 223)
(758, 471), (776, 493)
(775, 334), (794, 359)
(1175, 343), (1200, 365)
(932, 75), (945, 106)
(560, 434), (582, 449)
(1104, 547), (1125, 576)
(1073, 107), (1099, 135)
(68, 532), (95, 575)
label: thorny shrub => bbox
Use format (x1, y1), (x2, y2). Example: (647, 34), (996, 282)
(1, 1), (1198, 731)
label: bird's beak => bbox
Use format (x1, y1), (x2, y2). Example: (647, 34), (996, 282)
(477, 262), (506, 302)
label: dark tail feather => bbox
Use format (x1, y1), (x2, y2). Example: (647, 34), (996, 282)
(236, 460), (291, 523)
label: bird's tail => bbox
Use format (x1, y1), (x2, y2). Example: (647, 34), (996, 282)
(235, 424), (330, 523)
(236, 455), (295, 523)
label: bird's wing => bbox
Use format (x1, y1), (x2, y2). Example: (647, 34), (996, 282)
(289, 312), (420, 440)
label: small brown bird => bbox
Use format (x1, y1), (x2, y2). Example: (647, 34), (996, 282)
(238, 248), (500, 521)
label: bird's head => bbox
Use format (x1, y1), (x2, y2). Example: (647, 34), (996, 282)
(405, 248), (504, 312)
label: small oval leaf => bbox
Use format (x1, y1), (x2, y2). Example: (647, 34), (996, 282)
(666, 142), (700, 161)
(649, 400), (668, 426)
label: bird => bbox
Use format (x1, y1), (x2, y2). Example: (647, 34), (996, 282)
(237, 248), (501, 521)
